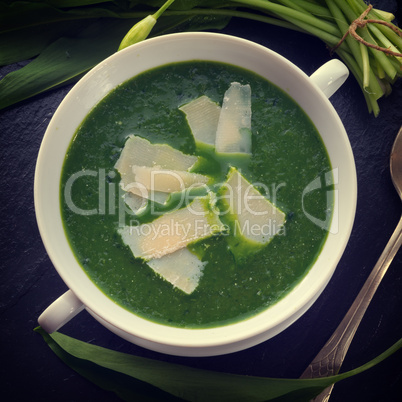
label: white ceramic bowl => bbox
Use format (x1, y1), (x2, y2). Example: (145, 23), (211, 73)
(35, 32), (357, 356)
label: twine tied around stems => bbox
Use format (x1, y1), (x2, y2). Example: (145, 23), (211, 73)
(332, 4), (402, 57)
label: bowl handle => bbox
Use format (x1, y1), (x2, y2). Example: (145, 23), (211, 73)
(309, 59), (349, 98)
(38, 290), (84, 333)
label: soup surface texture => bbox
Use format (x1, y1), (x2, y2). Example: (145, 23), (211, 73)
(61, 61), (333, 328)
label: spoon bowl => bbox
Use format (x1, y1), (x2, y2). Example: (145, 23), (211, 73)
(391, 126), (402, 199)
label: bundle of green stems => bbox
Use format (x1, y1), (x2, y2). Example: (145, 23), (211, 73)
(224, 0), (402, 116)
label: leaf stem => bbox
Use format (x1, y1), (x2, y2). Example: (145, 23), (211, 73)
(283, 0), (333, 19)
(230, 0), (341, 36)
(163, 8), (307, 33)
(273, 12), (341, 46)
(360, 42), (370, 89)
(276, 0), (308, 14)
(358, 28), (398, 80)
(336, 47), (380, 116)
(367, 23), (402, 62)
(153, 0), (176, 20)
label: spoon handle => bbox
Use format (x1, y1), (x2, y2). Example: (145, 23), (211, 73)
(300, 214), (402, 401)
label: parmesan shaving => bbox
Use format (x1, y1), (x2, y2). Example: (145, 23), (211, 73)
(132, 166), (209, 193)
(115, 135), (200, 203)
(179, 95), (221, 147)
(115, 135), (197, 172)
(221, 167), (285, 246)
(124, 187), (169, 209)
(115, 135), (198, 192)
(148, 248), (207, 294)
(215, 82), (252, 154)
(123, 192), (148, 215)
(118, 196), (225, 260)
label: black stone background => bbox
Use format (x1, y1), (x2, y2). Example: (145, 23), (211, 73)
(1, 1), (401, 401)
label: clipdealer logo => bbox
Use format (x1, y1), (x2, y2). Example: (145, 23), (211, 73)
(64, 168), (338, 233)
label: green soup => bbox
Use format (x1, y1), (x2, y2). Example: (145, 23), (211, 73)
(61, 61), (333, 328)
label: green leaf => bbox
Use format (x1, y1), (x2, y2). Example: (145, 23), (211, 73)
(142, 0), (224, 11)
(35, 0), (115, 6)
(34, 327), (402, 402)
(144, 0), (198, 10)
(0, 2), (91, 33)
(34, 327), (184, 401)
(0, 18), (136, 109)
(0, 19), (93, 65)
(175, 14), (231, 32)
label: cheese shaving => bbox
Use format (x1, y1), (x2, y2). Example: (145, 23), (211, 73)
(118, 196), (225, 260)
(215, 82), (252, 154)
(179, 95), (221, 147)
(148, 248), (207, 294)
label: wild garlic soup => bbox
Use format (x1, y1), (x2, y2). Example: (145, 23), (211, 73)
(61, 61), (333, 328)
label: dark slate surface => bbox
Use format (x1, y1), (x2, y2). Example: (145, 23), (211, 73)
(1, 2), (401, 401)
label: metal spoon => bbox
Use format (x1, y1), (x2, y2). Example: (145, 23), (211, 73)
(300, 126), (402, 401)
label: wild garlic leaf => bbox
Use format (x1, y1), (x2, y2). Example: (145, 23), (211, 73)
(0, 2), (96, 34)
(40, 1), (115, 7)
(34, 327), (183, 401)
(143, 0), (224, 10)
(0, 19), (136, 110)
(35, 327), (402, 402)
(0, 20), (94, 65)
